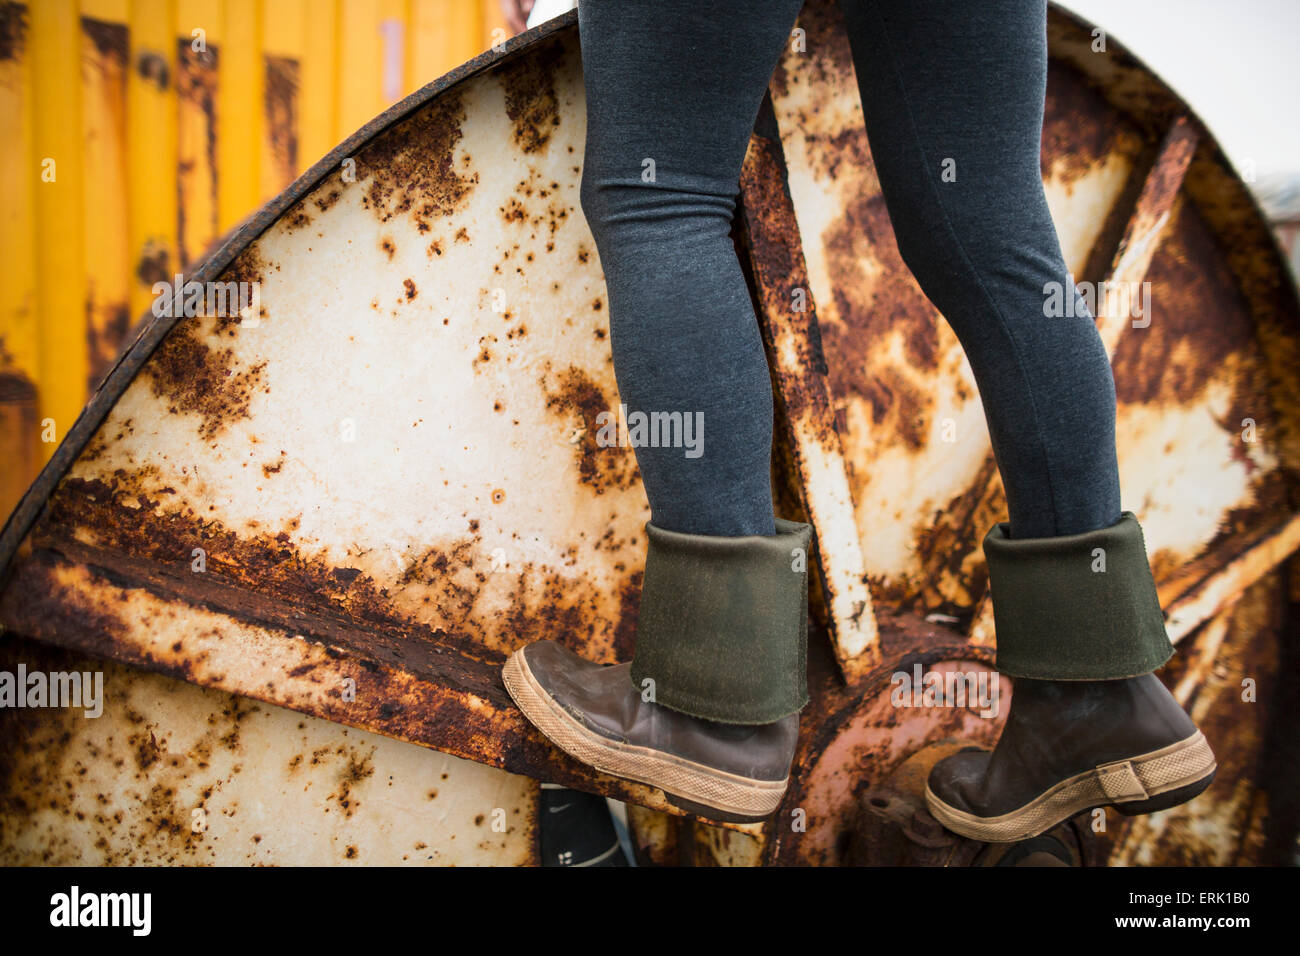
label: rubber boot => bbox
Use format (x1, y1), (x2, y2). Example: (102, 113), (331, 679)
(503, 517), (812, 822)
(926, 512), (1216, 843)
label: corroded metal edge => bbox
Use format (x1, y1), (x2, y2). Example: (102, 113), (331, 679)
(2, 540), (769, 835)
(0, 7), (581, 589)
(737, 93), (880, 682)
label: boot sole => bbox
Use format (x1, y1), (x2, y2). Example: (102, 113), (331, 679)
(502, 650), (788, 823)
(924, 729), (1217, 844)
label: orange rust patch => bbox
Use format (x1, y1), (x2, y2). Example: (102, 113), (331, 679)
(541, 365), (640, 494)
(142, 319), (268, 440)
(817, 180), (940, 452)
(315, 186), (342, 212)
(1112, 199), (1254, 406)
(498, 35), (564, 154)
(357, 91), (478, 229)
(1041, 60), (1128, 188)
(501, 196), (527, 224)
(86, 301), (132, 392)
(264, 55), (299, 191)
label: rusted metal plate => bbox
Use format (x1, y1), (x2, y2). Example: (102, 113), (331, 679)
(748, 0), (1299, 865)
(759, 574), (1290, 866)
(765, 614), (999, 866)
(0, 635), (538, 865)
(0, 12), (689, 817)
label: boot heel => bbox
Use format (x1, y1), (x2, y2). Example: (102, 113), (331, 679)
(1114, 769), (1216, 816)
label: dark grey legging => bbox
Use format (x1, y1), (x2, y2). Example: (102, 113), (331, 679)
(577, 0), (1122, 541)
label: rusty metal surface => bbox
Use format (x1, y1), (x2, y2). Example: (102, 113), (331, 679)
(745, 0), (1300, 866)
(765, 615), (999, 866)
(846, 743), (1085, 866)
(1101, 572), (1286, 866)
(2, 1), (1299, 866)
(0, 12), (744, 826)
(0, 635), (538, 865)
(735, 94), (879, 679)
(0, 9), (583, 581)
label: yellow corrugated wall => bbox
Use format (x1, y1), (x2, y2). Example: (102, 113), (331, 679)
(0, 0), (509, 517)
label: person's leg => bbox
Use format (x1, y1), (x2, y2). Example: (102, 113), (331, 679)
(504, 0), (812, 823)
(837, 0), (1214, 840)
(842, 0), (1118, 540)
(579, 0), (805, 538)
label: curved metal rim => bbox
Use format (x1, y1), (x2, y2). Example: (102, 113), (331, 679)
(0, 7), (580, 586)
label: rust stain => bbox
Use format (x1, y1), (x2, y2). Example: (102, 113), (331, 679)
(0, 635), (290, 864)
(1112, 199), (1255, 405)
(0, 548), (680, 832)
(736, 134), (841, 458)
(1041, 60), (1125, 187)
(176, 34), (220, 268)
(30, 455), (641, 668)
(85, 302), (131, 393)
(81, 16), (126, 65)
(541, 364), (640, 494)
(134, 48), (169, 91)
(331, 747), (375, 818)
(217, 246), (268, 335)
(135, 243), (171, 288)
(141, 319), (268, 440)
(357, 90), (478, 228)
(796, 131), (941, 457)
(314, 187), (342, 213)
(770, 0), (846, 105)
(498, 34), (564, 154)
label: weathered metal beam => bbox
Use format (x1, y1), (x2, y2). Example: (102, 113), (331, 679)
(736, 96), (880, 682)
(0, 539), (767, 833)
(1162, 511), (1300, 643)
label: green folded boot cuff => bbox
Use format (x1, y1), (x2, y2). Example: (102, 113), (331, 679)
(984, 511), (1174, 680)
(629, 517), (812, 724)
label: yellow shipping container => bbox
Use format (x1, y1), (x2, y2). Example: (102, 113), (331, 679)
(0, 0), (507, 517)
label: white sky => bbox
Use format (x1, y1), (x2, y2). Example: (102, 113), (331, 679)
(1056, 0), (1300, 180)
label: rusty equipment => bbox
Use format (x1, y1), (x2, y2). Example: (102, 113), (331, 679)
(2, 2), (1299, 866)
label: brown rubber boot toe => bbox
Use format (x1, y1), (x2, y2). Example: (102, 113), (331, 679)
(925, 673), (1216, 842)
(504, 640), (799, 822)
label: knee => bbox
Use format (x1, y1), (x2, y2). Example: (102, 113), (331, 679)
(579, 162), (736, 251)
(891, 193), (1064, 319)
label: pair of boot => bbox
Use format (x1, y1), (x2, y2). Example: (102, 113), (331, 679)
(502, 512), (1216, 840)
